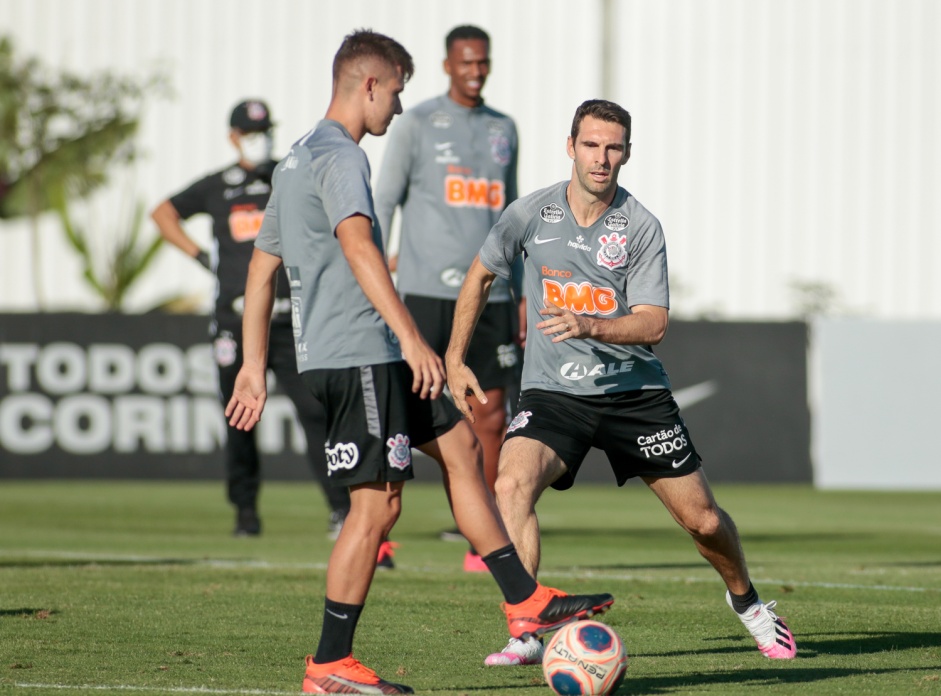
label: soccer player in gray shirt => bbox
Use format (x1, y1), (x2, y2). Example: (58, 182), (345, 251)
(375, 27), (523, 570)
(225, 32), (614, 694)
(447, 100), (797, 666)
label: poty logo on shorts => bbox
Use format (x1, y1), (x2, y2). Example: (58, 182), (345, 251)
(604, 212), (629, 231)
(636, 423), (688, 458)
(326, 442), (359, 474)
(507, 410), (532, 433)
(386, 433), (412, 470)
(540, 203), (565, 223)
(596, 233), (628, 269)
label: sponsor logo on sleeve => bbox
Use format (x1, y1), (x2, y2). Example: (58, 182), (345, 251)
(386, 433), (412, 470)
(603, 212), (629, 231)
(326, 442), (360, 474)
(596, 233), (628, 269)
(540, 203), (565, 223)
(507, 410), (533, 433)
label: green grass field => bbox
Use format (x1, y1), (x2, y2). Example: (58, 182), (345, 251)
(1, 480), (939, 695)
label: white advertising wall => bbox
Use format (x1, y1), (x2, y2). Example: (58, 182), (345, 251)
(0, 0), (939, 320)
(810, 319), (941, 490)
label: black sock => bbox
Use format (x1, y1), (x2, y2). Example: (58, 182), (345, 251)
(728, 583), (760, 614)
(481, 544), (539, 605)
(313, 598), (363, 664)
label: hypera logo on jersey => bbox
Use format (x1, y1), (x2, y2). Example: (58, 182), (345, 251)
(540, 203), (565, 223)
(604, 212), (629, 231)
(326, 442), (359, 474)
(386, 434), (412, 470)
(596, 233), (628, 269)
(507, 410), (533, 433)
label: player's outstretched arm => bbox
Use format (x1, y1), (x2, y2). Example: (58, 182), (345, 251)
(446, 256), (496, 422)
(224, 248), (281, 430)
(336, 213), (444, 399)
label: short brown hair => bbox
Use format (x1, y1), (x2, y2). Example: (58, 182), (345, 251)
(570, 100), (632, 144)
(333, 29), (414, 83)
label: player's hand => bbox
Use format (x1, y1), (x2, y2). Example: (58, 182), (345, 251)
(400, 335), (446, 399)
(537, 304), (590, 343)
(387, 254), (399, 273)
(516, 297), (528, 349)
(446, 360), (487, 423)
(224, 367), (268, 431)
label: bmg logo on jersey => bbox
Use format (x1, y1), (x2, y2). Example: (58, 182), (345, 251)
(326, 442), (359, 474)
(445, 175), (504, 210)
(543, 279), (618, 315)
(636, 423), (688, 459)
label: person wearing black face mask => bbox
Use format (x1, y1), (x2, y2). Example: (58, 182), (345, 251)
(151, 99), (351, 538)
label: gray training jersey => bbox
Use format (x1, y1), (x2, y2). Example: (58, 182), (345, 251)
(375, 94), (519, 302)
(479, 181), (672, 396)
(255, 120), (401, 372)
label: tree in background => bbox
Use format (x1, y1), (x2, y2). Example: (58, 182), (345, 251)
(0, 36), (168, 310)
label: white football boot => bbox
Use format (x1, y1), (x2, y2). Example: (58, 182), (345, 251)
(726, 591), (797, 659)
(484, 636), (544, 666)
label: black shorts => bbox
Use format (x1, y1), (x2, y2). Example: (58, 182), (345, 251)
(300, 361), (461, 487)
(404, 294), (519, 392)
(504, 388), (702, 490)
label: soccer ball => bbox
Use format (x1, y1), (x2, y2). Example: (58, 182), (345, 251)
(542, 620), (628, 695)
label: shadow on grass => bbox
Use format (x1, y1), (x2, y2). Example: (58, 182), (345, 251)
(0, 608), (57, 618)
(0, 557), (198, 569)
(540, 527), (868, 545)
(640, 630), (941, 658)
(610, 665), (940, 694)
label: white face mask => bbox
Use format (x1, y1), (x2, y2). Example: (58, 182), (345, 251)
(239, 132), (273, 166)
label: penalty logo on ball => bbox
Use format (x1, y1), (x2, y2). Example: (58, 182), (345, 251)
(543, 620), (628, 695)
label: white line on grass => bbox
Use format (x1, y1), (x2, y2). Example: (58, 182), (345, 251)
(14, 684), (293, 695)
(2, 548), (935, 594)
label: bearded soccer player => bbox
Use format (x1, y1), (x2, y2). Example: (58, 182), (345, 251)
(225, 33), (614, 694)
(446, 99), (797, 667)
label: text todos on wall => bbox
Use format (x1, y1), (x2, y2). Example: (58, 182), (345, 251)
(0, 342), (308, 456)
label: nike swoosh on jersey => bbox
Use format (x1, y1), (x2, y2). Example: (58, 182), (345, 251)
(434, 142), (454, 150)
(534, 235), (561, 245)
(672, 452), (693, 468)
(672, 380), (718, 410)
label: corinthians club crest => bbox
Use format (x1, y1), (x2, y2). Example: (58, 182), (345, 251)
(596, 233), (628, 269)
